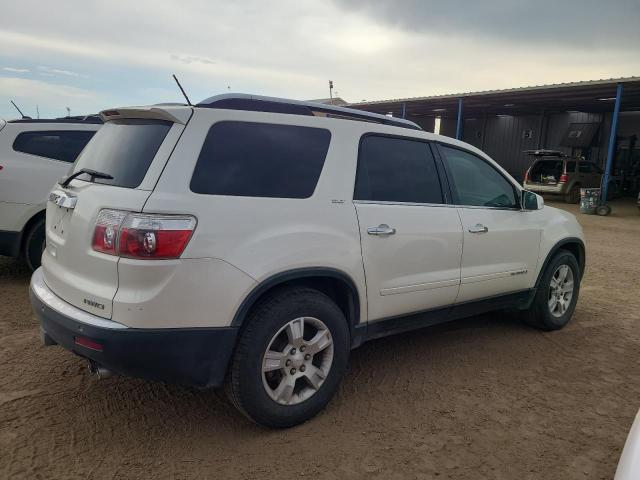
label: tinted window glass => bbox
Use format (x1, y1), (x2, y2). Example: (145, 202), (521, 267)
(13, 130), (95, 163)
(565, 161), (576, 173)
(354, 135), (443, 204)
(441, 146), (517, 208)
(190, 122), (330, 198)
(72, 119), (171, 188)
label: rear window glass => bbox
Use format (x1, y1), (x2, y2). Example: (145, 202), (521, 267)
(530, 160), (564, 182)
(190, 121), (330, 198)
(71, 119), (171, 188)
(13, 130), (96, 163)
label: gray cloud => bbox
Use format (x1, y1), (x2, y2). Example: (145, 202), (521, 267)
(332, 0), (640, 48)
(1, 0), (639, 118)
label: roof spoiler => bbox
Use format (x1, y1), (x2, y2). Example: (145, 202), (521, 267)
(99, 106), (191, 125)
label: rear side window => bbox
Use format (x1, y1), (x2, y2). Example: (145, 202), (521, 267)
(190, 122), (330, 198)
(566, 161), (576, 173)
(13, 130), (95, 163)
(71, 119), (171, 188)
(354, 135), (443, 204)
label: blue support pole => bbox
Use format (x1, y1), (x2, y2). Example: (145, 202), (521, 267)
(401, 102), (406, 119)
(601, 83), (623, 204)
(455, 98), (463, 140)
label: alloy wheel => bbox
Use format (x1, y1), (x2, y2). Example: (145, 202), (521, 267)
(261, 317), (334, 405)
(548, 264), (574, 318)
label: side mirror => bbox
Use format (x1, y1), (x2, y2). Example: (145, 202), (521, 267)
(522, 190), (543, 210)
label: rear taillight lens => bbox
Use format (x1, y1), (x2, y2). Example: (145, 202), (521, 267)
(92, 210), (196, 259)
(524, 168), (530, 183)
(118, 214), (196, 259)
(559, 174), (569, 183)
(92, 210), (127, 255)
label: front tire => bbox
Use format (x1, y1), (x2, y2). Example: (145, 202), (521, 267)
(226, 287), (350, 428)
(24, 218), (45, 271)
(522, 250), (580, 330)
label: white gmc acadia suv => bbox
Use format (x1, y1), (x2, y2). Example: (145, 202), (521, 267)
(0, 116), (101, 270)
(30, 94), (585, 428)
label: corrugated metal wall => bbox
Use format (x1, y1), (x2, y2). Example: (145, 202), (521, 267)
(424, 111), (640, 180)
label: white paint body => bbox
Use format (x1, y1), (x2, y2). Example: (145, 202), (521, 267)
(616, 410), (640, 480)
(37, 104), (585, 331)
(0, 120), (101, 233)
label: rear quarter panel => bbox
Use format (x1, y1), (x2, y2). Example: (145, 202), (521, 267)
(143, 109), (369, 325)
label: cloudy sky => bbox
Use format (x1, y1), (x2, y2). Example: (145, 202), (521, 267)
(1, 0), (639, 119)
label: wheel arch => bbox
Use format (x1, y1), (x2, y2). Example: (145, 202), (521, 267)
(231, 267), (361, 344)
(20, 209), (46, 254)
(534, 237), (585, 291)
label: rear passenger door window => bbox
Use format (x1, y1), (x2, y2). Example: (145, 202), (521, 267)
(13, 130), (96, 163)
(354, 135), (443, 204)
(439, 145), (518, 208)
(190, 121), (330, 198)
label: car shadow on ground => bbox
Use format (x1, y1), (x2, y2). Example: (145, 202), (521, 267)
(69, 309), (538, 435)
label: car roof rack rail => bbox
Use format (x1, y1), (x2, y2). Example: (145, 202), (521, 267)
(523, 149), (567, 157)
(196, 93), (422, 131)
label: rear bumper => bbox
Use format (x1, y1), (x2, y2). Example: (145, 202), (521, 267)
(29, 268), (237, 388)
(0, 230), (21, 257)
(524, 183), (566, 195)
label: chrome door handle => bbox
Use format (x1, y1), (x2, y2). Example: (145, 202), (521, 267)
(367, 224), (396, 236)
(468, 224), (489, 234)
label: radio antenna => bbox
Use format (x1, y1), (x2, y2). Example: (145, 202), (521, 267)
(172, 74), (192, 106)
(10, 100), (29, 119)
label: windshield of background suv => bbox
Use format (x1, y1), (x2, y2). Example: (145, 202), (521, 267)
(530, 160), (564, 183)
(71, 119), (171, 188)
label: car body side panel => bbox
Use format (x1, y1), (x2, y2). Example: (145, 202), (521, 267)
(112, 257), (256, 328)
(455, 207), (542, 302)
(532, 205), (585, 281)
(141, 108), (369, 325)
(0, 201), (44, 232)
(0, 122), (101, 206)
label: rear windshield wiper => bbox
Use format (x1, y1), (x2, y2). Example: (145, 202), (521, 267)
(59, 168), (114, 188)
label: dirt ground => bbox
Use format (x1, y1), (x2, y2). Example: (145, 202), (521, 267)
(1, 200), (639, 480)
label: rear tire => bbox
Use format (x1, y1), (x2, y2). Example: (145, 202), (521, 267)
(226, 287), (350, 428)
(521, 250), (580, 330)
(24, 218), (45, 272)
(565, 185), (580, 204)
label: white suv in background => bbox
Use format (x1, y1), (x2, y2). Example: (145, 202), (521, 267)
(0, 116), (101, 269)
(30, 95), (585, 428)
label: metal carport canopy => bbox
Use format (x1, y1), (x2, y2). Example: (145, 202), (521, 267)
(348, 76), (640, 119)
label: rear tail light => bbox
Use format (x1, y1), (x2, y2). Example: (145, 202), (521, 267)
(524, 168), (530, 183)
(92, 210), (127, 254)
(92, 210), (196, 259)
(559, 174), (569, 183)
